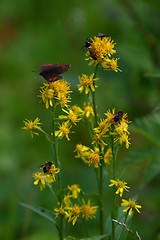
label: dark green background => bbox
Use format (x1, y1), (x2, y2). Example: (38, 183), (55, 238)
(0, 0), (160, 239)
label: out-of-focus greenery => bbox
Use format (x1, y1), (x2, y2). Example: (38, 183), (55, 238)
(0, 0), (160, 239)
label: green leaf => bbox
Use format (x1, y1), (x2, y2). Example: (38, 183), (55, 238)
(20, 202), (57, 226)
(131, 110), (160, 145)
(140, 158), (160, 189)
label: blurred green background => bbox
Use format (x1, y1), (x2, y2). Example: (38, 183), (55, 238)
(0, 0), (160, 239)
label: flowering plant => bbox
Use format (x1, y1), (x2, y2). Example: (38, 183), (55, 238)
(22, 33), (142, 240)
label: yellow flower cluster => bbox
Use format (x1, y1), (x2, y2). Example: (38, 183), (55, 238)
(33, 162), (59, 191)
(39, 80), (72, 109)
(109, 178), (141, 216)
(54, 184), (98, 225)
(85, 34), (120, 72)
(75, 144), (101, 168)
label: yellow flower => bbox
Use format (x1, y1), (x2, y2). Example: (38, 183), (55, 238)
(22, 117), (41, 138)
(54, 203), (66, 219)
(94, 118), (109, 134)
(65, 204), (81, 225)
(63, 194), (72, 207)
(121, 198), (142, 216)
(101, 58), (121, 72)
(104, 147), (112, 165)
(86, 36), (116, 65)
(81, 199), (98, 220)
(74, 143), (91, 162)
(109, 179), (130, 197)
(78, 73), (98, 94)
(39, 80), (72, 109)
(55, 121), (72, 141)
(33, 172), (54, 191)
(88, 147), (101, 168)
(47, 164), (60, 181)
(83, 102), (94, 121)
(59, 106), (82, 125)
(68, 184), (81, 199)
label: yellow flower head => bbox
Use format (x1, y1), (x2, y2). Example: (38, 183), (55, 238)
(65, 204), (81, 225)
(105, 109), (131, 149)
(101, 58), (121, 72)
(81, 199), (98, 220)
(68, 184), (81, 199)
(78, 73), (98, 94)
(54, 203), (67, 219)
(39, 80), (72, 109)
(121, 198), (142, 216)
(59, 105), (83, 125)
(88, 147), (101, 168)
(22, 117), (41, 138)
(109, 179), (130, 197)
(86, 35), (116, 65)
(74, 143), (91, 162)
(55, 121), (72, 141)
(104, 147), (113, 165)
(83, 102), (95, 121)
(33, 172), (54, 191)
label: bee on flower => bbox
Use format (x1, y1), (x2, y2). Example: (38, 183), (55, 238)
(84, 34), (121, 72)
(33, 162), (59, 191)
(22, 117), (41, 138)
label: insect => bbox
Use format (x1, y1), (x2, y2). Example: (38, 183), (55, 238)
(97, 32), (106, 39)
(83, 38), (92, 49)
(113, 111), (123, 123)
(88, 48), (97, 60)
(40, 64), (71, 82)
(41, 161), (52, 174)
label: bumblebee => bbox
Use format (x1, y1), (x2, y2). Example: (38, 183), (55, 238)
(41, 161), (52, 174)
(113, 111), (123, 123)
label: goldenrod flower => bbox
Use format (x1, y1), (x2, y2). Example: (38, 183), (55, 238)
(88, 147), (101, 168)
(59, 106), (82, 125)
(101, 58), (121, 72)
(109, 179), (130, 197)
(39, 80), (71, 109)
(81, 199), (98, 220)
(55, 121), (72, 141)
(121, 198), (142, 216)
(63, 194), (72, 207)
(68, 184), (81, 199)
(78, 73), (98, 94)
(46, 164), (60, 181)
(94, 118), (109, 134)
(74, 143), (91, 162)
(83, 102), (94, 121)
(65, 204), (81, 225)
(54, 203), (67, 219)
(105, 109), (131, 149)
(33, 172), (54, 191)
(104, 147), (112, 165)
(22, 117), (41, 138)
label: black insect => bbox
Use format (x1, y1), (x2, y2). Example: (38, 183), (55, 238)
(41, 161), (52, 174)
(97, 33), (106, 39)
(113, 111), (123, 123)
(84, 38), (92, 48)
(89, 48), (97, 60)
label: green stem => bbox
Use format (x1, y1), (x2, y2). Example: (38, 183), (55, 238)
(90, 63), (105, 237)
(51, 107), (63, 240)
(111, 136), (116, 240)
(119, 213), (128, 240)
